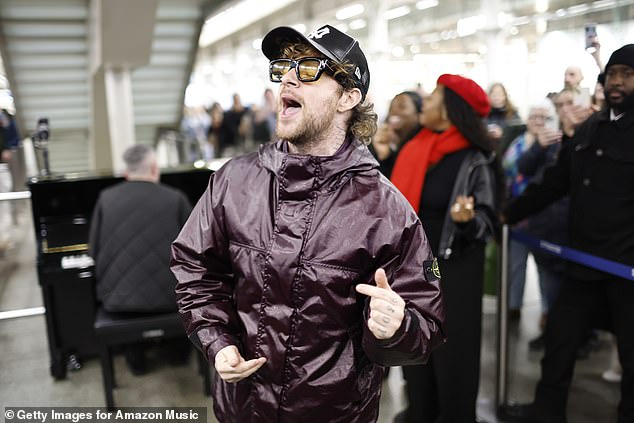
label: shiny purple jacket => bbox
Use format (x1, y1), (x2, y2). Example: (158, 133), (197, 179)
(171, 138), (445, 423)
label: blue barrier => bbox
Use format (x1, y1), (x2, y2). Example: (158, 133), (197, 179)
(510, 230), (634, 281)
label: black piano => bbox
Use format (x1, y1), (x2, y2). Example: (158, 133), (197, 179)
(28, 166), (212, 379)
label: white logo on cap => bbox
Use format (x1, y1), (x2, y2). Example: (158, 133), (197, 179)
(355, 67), (361, 79)
(308, 27), (330, 39)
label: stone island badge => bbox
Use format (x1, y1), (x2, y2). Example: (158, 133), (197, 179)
(423, 258), (441, 282)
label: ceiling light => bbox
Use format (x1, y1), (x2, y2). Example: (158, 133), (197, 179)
(200, 0), (300, 47)
(591, 0), (615, 9)
(291, 23), (306, 34)
(392, 46), (405, 57)
(335, 23), (349, 33)
(511, 16), (531, 26)
(457, 15), (485, 37)
(497, 12), (511, 28)
(383, 6), (411, 21)
(567, 4), (589, 14)
(349, 19), (366, 30)
(535, 0), (548, 13)
(336, 4), (364, 20)
(416, 0), (439, 10)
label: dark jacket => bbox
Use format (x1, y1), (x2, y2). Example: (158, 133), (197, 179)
(516, 139), (569, 270)
(171, 138), (446, 423)
(438, 149), (498, 259)
(89, 180), (192, 312)
(505, 109), (634, 280)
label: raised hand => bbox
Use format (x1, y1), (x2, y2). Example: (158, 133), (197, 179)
(214, 345), (266, 383)
(355, 268), (405, 340)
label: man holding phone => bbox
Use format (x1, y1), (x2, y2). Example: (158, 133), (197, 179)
(503, 43), (634, 423)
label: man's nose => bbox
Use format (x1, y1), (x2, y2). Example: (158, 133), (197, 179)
(280, 67), (299, 86)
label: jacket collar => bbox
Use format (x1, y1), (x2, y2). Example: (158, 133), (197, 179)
(258, 137), (378, 198)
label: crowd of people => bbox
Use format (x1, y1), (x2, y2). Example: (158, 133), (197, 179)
(165, 20), (634, 423)
(0, 14), (628, 422)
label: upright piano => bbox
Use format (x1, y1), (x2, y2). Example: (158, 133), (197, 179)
(28, 166), (213, 379)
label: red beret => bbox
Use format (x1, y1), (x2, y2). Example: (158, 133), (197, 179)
(437, 74), (491, 117)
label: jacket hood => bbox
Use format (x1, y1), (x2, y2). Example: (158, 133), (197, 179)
(258, 137), (378, 196)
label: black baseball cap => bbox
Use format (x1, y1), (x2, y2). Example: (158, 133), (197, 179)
(261, 24), (370, 100)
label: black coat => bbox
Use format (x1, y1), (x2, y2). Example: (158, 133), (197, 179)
(89, 180), (192, 311)
(505, 109), (634, 280)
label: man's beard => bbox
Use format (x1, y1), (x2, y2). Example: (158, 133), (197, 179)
(276, 103), (337, 147)
(605, 89), (634, 113)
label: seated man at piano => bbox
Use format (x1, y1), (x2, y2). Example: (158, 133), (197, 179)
(88, 144), (193, 374)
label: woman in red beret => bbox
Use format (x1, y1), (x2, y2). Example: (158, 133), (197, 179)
(391, 74), (500, 423)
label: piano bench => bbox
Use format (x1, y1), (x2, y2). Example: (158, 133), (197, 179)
(93, 307), (212, 410)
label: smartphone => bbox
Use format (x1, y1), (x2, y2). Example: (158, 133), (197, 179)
(585, 23), (598, 53)
(544, 114), (559, 132)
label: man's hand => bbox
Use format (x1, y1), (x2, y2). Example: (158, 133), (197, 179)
(214, 345), (266, 383)
(355, 269), (405, 340)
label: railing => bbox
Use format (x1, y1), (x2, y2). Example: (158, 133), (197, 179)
(0, 189), (39, 321)
(495, 224), (633, 416)
(0, 191), (31, 201)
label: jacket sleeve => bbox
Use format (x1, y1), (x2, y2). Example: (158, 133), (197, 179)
(505, 137), (572, 225)
(455, 160), (498, 244)
(517, 141), (549, 178)
(361, 215), (446, 366)
(170, 173), (240, 363)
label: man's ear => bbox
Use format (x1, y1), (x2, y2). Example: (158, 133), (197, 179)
(338, 88), (362, 112)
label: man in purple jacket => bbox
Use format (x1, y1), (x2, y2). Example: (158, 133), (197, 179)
(171, 24), (445, 423)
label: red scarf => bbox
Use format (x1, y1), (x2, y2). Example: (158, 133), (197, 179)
(390, 126), (470, 213)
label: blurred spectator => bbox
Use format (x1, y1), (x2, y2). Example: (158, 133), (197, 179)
(507, 99), (569, 350)
(486, 82), (524, 155)
(180, 106), (210, 162)
(218, 93), (250, 157)
(251, 88), (277, 144)
(553, 88), (595, 138)
(0, 109), (20, 254)
(592, 73), (606, 111)
(206, 102), (224, 160)
(391, 74), (499, 423)
(502, 43), (634, 423)
(89, 145), (193, 374)
(369, 91), (422, 177)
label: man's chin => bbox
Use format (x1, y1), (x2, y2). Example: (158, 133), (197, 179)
(606, 93), (634, 112)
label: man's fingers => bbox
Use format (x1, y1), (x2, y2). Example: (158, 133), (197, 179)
(374, 268), (391, 290)
(217, 356), (267, 383)
(225, 357), (266, 375)
(356, 283), (393, 301)
(218, 345), (240, 367)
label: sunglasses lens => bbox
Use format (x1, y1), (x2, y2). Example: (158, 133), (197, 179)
(297, 59), (322, 82)
(270, 60), (291, 82)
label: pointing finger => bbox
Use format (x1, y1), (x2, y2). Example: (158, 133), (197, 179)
(374, 268), (391, 291)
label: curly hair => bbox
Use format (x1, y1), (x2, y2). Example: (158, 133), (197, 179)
(278, 42), (377, 145)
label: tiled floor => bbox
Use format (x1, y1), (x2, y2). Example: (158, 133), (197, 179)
(0, 207), (620, 422)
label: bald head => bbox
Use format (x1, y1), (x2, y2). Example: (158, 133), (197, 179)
(564, 66), (583, 90)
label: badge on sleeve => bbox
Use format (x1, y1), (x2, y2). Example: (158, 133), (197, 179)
(423, 258), (441, 282)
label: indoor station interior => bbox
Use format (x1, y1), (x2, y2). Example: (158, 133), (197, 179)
(0, 0), (629, 422)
